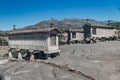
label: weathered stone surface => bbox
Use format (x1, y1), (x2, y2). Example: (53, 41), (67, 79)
(30, 54), (35, 61)
(0, 41), (120, 80)
(18, 52), (23, 61)
(8, 52), (13, 59)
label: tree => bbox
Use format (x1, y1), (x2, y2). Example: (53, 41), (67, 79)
(13, 25), (16, 30)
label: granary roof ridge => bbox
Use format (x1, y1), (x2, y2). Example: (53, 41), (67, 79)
(0, 32), (9, 36)
(70, 28), (83, 32)
(0, 33), (6, 36)
(84, 23), (114, 29)
(9, 27), (62, 35)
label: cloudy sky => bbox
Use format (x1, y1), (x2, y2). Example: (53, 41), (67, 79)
(0, 0), (120, 30)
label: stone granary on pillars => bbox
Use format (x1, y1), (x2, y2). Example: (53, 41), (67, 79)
(83, 23), (116, 42)
(67, 28), (83, 44)
(8, 27), (62, 60)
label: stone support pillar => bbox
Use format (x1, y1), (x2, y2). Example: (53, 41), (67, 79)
(18, 52), (23, 61)
(30, 52), (35, 61)
(8, 51), (13, 59)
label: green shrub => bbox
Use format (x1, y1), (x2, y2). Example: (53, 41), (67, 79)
(20, 49), (29, 55)
(12, 51), (19, 58)
(59, 40), (66, 45)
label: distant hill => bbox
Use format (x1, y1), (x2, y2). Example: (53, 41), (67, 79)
(2, 18), (120, 33)
(20, 18), (109, 31)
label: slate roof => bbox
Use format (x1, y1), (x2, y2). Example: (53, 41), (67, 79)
(9, 27), (62, 35)
(83, 23), (114, 29)
(70, 28), (83, 32)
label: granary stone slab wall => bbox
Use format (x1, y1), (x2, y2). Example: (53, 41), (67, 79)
(70, 32), (83, 41)
(91, 28), (116, 38)
(46, 31), (60, 54)
(83, 23), (116, 38)
(9, 32), (48, 51)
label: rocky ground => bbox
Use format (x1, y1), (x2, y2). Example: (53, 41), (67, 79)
(0, 41), (120, 80)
